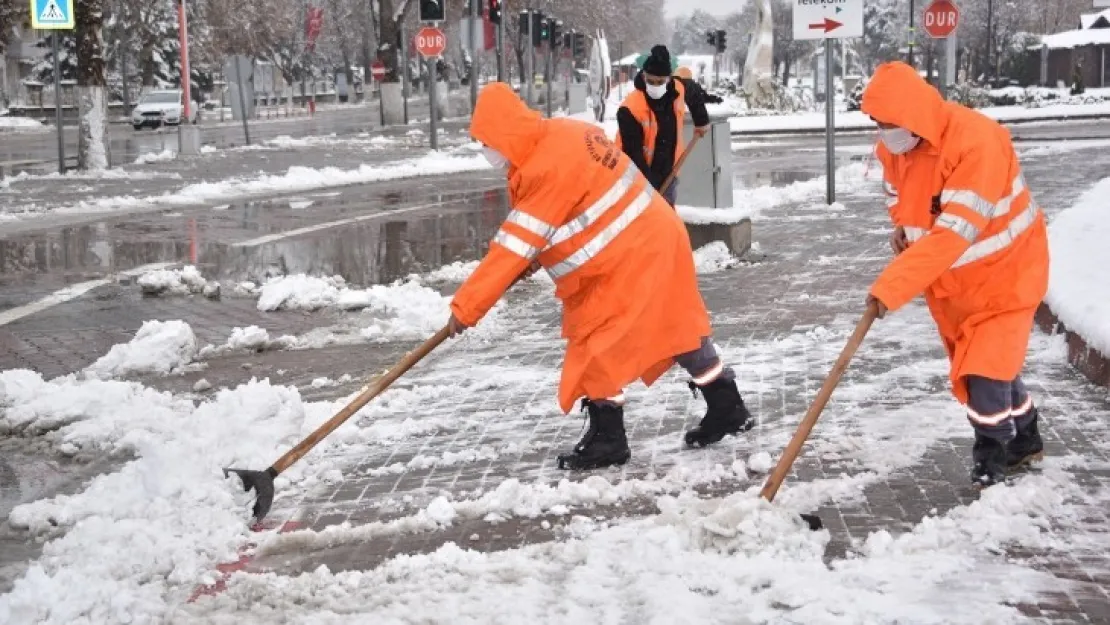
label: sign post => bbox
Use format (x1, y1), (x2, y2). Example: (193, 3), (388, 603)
(923, 0), (960, 99)
(31, 0), (75, 173)
(415, 25), (447, 150)
(793, 0), (863, 205)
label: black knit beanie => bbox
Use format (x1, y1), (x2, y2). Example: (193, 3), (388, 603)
(642, 45), (671, 77)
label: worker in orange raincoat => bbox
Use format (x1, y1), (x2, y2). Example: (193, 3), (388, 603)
(861, 62), (1050, 487)
(617, 45), (713, 207)
(447, 82), (754, 471)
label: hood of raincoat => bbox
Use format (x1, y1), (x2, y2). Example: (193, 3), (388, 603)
(861, 61), (947, 148)
(470, 82), (543, 170)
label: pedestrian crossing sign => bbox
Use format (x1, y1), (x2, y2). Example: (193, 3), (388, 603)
(30, 0), (74, 30)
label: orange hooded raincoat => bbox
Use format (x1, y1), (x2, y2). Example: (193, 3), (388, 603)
(861, 62), (1050, 405)
(452, 83), (712, 413)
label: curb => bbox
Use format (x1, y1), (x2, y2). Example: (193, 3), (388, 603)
(1035, 303), (1110, 388)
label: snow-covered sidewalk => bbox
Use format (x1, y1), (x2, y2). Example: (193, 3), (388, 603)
(2, 145), (1109, 623)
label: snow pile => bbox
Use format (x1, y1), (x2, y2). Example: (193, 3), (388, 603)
(693, 242), (740, 273)
(133, 149), (176, 165)
(137, 265), (219, 297)
(680, 161), (877, 224)
(1045, 176), (1110, 355)
(257, 274), (457, 342)
(416, 260), (480, 283)
(197, 326), (297, 359)
(83, 320), (198, 379)
(0, 375), (318, 624)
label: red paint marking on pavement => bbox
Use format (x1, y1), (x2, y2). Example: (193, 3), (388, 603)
(187, 520), (305, 603)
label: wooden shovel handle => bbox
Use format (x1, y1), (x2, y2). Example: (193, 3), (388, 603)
(660, 132), (703, 195)
(759, 303), (879, 503)
(271, 326), (452, 474)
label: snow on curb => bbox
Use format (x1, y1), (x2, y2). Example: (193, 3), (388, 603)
(1045, 176), (1110, 357)
(48, 151), (491, 217)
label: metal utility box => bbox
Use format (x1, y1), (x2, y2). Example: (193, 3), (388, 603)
(677, 114), (733, 208)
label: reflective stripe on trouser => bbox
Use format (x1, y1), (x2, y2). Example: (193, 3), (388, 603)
(965, 374), (1035, 441)
(590, 338), (734, 406)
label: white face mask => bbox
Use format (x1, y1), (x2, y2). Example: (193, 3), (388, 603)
(879, 126), (921, 155)
(645, 82), (668, 100)
(482, 145), (508, 169)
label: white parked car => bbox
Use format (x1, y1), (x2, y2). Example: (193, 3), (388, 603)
(131, 89), (199, 130)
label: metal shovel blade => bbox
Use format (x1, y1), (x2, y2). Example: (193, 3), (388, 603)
(800, 513), (823, 531)
(224, 467), (276, 522)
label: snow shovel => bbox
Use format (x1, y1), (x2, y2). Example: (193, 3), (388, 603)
(659, 132), (703, 201)
(225, 325), (452, 523)
(225, 265), (541, 524)
(758, 302), (880, 531)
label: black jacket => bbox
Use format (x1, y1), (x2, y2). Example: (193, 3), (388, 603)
(616, 72), (710, 190)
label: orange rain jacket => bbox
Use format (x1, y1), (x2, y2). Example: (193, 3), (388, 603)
(862, 62), (1049, 404)
(451, 83), (712, 413)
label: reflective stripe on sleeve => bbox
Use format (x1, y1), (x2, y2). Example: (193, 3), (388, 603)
(493, 230), (541, 259)
(505, 210), (556, 241)
(935, 212), (980, 242)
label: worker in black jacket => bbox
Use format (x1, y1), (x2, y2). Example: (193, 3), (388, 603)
(615, 45), (711, 207)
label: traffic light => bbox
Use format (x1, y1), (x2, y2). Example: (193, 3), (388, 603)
(488, 0), (500, 25)
(572, 32), (585, 58)
(539, 17), (551, 43)
(519, 10), (529, 35)
(563, 31), (572, 51)
(419, 0), (444, 22)
(550, 20), (563, 47)
(706, 30), (716, 47)
(716, 29), (727, 53)
(531, 11), (545, 47)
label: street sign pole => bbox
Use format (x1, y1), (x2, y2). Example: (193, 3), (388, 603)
(545, 38), (553, 118)
(33, 0), (76, 173)
(52, 32), (64, 173)
(429, 53), (437, 150)
(399, 24), (410, 125)
(825, 38), (835, 205)
(469, 0), (479, 111)
(793, 0), (863, 206)
(945, 33), (957, 98)
(496, 22), (504, 82)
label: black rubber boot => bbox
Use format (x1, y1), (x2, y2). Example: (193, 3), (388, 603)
(684, 377), (754, 448)
(971, 433), (1008, 488)
(557, 400), (631, 470)
(1007, 407), (1045, 470)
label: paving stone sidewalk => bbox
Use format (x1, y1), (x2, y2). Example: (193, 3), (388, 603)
(2, 141), (1110, 621)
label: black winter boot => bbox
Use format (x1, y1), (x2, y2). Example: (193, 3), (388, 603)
(684, 378), (754, 448)
(971, 433), (1007, 488)
(1007, 407), (1045, 470)
(557, 400), (631, 470)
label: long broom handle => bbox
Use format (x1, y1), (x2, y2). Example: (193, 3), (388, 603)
(660, 132), (702, 196)
(759, 304), (879, 503)
(271, 326), (452, 474)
